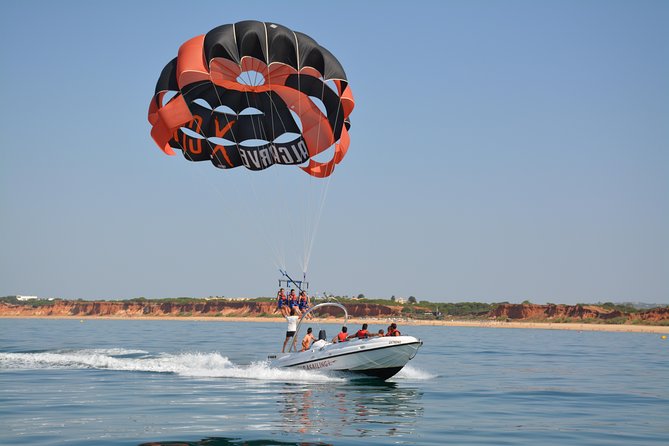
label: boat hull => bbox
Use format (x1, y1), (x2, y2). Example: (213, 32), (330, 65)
(269, 335), (422, 380)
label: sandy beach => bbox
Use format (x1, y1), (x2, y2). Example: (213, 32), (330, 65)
(3, 315), (668, 334)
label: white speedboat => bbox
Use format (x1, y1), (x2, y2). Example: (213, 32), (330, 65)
(268, 303), (422, 380)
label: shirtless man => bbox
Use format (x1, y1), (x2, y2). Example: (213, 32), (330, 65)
(300, 327), (316, 351)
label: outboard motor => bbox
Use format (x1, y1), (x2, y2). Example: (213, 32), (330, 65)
(318, 329), (327, 341)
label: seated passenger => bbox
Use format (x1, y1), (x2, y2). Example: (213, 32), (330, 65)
(351, 323), (369, 339)
(288, 289), (301, 317)
(375, 329), (385, 337)
(298, 291), (311, 318)
(301, 327), (316, 351)
(385, 322), (401, 336)
(332, 326), (349, 343)
(276, 288), (289, 317)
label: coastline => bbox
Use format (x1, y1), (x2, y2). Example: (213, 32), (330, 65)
(2, 315), (668, 334)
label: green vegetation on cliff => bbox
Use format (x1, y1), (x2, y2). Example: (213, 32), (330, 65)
(1, 296), (666, 323)
(0, 296), (59, 307)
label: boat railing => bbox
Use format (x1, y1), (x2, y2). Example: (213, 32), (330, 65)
(289, 302), (348, 352)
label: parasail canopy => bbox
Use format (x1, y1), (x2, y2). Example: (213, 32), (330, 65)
(148, 20), (354, 178)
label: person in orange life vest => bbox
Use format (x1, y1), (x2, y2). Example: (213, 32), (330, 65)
(298, 291), (311, 318)
(385, 322), (401, 336)
(288, 289), (301, 316)
(276, 288), (289, 317)
(332, 326), (348, 343)
(301, 327), (316, 351)
(282, 308), (300, 353)
(351, 323), (369, 339)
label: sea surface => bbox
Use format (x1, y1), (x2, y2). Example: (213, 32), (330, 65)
(0, 319), (667, 446)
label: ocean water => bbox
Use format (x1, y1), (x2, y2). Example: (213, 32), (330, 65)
(0, 319), (667, 446)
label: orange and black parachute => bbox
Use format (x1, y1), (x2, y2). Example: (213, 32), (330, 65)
(148, 21), (354, 178)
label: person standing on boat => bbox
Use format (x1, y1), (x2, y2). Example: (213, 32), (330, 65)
(351, 323), (369, 339)
(332, 326), (349, 343)
(276, 288), (289, 317)
(300, 327), (316, 351)
(282, 308), (300, 352)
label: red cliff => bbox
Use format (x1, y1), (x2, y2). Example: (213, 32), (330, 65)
(628, 307), (669, 323)
(1, 300), (666, 324)
(0, 300), (403, 319)
(487, 303), (662, 322)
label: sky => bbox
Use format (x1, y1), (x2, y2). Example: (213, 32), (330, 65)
(1, 0), (667, 304)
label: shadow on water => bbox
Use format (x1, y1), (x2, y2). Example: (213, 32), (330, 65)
(277, 380), (424, 438)
(139, 438), (331, 445)
(138, 379), (424, 445)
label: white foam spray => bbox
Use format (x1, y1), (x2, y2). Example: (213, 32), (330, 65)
(0, 349), (344, 383)
(391, 364), (436, 381)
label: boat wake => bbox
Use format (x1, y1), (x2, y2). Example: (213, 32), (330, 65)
(391, 364), (436, 381)
(0, 348), (345, 383)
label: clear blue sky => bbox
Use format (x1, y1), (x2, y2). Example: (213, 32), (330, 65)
(1, 1), (667, 304)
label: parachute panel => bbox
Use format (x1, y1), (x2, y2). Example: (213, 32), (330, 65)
(148, 20), (354, 178)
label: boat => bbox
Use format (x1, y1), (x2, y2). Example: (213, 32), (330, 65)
(268, 302), (422, 380)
